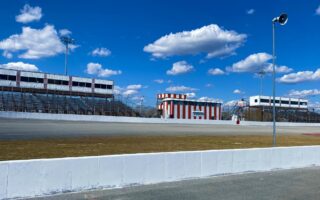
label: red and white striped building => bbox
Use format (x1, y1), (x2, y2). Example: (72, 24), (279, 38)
(157, 93), (222, 120)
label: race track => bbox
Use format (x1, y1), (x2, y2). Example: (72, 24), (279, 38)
(0, 118), (319, 140)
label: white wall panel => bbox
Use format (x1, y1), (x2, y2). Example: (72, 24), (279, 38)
(72, 77), (92, 83)
(20, 72), (44, 78)
(0, 69), (16, 76)
(1, 146), (320, 199)
(47, 85), (69, 91)
(166, 153), (185, 181)
(201, 151), (218, 177)
(0, 163), (8, 199)
(6, 160), (44, 198)
(123, 155), (147, 185)
(94, 88), (113, 94)
(0, 80), (16, 87)
(20, 82), (44, 89)
(184, 152), (202, 178)
(98, 156), (124, 187)
(95, 79), (113, 85)
(144, 154), (166, 184)
(46, 74), (69, 81)
(72, 87), (91, 93)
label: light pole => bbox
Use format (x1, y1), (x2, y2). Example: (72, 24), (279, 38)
(272, 13), (288, 146)
(257, 70), (265, 96)
(139, 96), (144, 116)
(60, 36), (75, 75)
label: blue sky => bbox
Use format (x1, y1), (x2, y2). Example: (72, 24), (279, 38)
(1, 0), (320, 106)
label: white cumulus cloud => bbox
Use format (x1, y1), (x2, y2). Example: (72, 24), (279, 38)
(0, 62), (39, 71)
(277, 69), (320, 84)
(126, 84), (142, 90)
(208, 68), (225, 75)
(167, 61), (193, 75)
(185, 92), (196, 98)
(154, 79), (164, 84)
(288, 89), (320, 98)
(0, 25), (69, 59)
(144, 24), (246, 59)
(91, 48), (111, 57)
(115, 84), (144, 97)
(86, 62), (121, 77)
(16, 4), (42, 23)
(227, 52), (272, 73)
(59, 29), (72, 36)
(233, 89), (243, 94)
(122, 89), (138, 96)
(227, 52), (293, 74)
(198, 96), (222, 102)
(263, 64), (293, 73)
(166, 85), (197, 92)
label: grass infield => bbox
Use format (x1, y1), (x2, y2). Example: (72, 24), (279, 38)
(1, 135), (320, 161)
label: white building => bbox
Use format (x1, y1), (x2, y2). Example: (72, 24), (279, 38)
(249, 95), (308, 109)
(0, 68), (114, 98)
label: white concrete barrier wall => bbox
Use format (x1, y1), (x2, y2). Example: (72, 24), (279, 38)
(0, 146), (320, 199)
(1, 111), (320, 127)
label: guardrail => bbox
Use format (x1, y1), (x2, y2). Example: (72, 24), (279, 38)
(0, 146), (319, 199)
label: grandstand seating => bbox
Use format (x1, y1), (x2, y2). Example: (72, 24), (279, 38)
(0, 91), (139, 117)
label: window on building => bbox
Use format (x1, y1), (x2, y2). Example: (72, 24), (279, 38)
(72, 81), (79, 86)
(55, 80), (62, 85)
(20, 76), (43, 83)
(20, 76), (28, 82)
(95, 84), (110, 89)
(48, 79), (69, 85)
(0, 74), (16, 81)
(48, 79), (55, 84)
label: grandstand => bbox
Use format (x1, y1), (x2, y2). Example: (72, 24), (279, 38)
(223, 97), (320, 123)
(0, 69), (139, 117)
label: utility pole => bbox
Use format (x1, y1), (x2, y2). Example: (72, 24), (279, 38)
(257, 70), (265, 96)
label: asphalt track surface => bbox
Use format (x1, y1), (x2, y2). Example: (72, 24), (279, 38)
(31, 167), (320, 200)
(0, 118), (319, 140)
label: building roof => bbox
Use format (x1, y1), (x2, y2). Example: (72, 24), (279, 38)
(0, 67), (114, 84)
(162, 98), (222, 104)
(250, 95), (308, 102)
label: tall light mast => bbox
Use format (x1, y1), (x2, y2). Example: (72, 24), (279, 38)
(60, 36), (75, 75)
